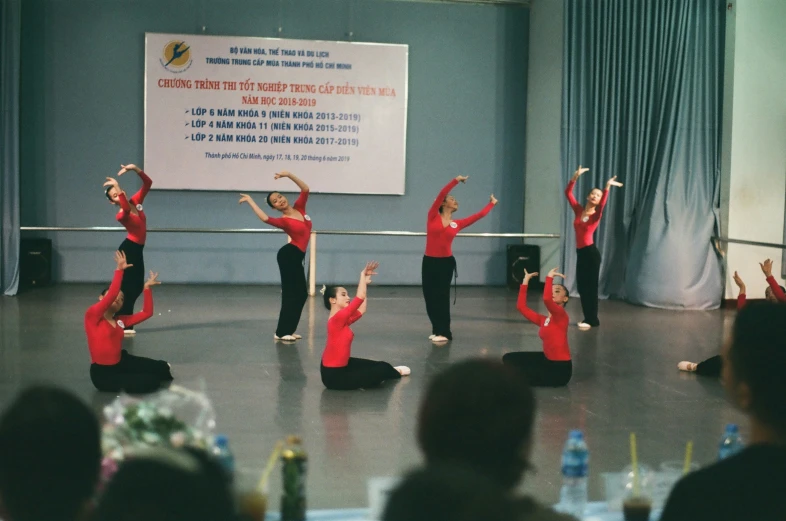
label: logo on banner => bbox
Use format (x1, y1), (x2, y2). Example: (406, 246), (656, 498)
(160, 40), (193, 72)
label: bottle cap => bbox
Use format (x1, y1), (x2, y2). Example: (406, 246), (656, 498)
(569, 429), (583, 439)
(215, 434), (229, 446)
(725, 424), (738, 433)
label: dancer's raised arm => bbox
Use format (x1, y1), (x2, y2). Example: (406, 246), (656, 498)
(238, 194), (270, 222)
(275, 171), (309, 193)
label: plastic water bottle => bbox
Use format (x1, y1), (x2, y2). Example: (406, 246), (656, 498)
(212, 434), (235, 480)
(718, 424), (744, 460)
(560, 430), (589, 517)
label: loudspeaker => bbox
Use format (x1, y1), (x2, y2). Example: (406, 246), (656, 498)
(20, 238), (53, 287)
(507, 244), (541, 290)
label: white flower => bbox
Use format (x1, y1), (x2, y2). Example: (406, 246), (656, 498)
(581, 216), (589, 223)
(449, 222), (458, 229)
(304, 214), (311, 221)
(136, 204), (144, 211)
(116, 319), (125, 329)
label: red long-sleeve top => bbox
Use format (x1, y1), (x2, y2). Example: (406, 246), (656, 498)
(84, 270), (153, 365)
(266, 191), (312, 252)
(565, 179), (608, 249)
(425, 179), (494, 257)
(322, 297), (364, 368)
(517, 277), (571, 361)
(116, 171), (153, 245)
(738, 276), (786, 308)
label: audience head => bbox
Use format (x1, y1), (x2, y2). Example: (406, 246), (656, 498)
(417, 358), (536, 489)
(723, 302), (786, 435)
(764, 285), (786, 303)
(0, 386), (101, 521)
(95, 448), (234, 521)
(383, 464), (516, 521)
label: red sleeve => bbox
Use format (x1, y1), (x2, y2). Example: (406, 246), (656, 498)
(264, 216), (288, 231)
(565, 180), (583, 215)
(293, 191), (309, 214)
(129, 170), (153, 205)
(428, 179), (459, 220)
(517, 284), (545, 326)
(85, 270), (123, 324)
(348, 311), (363, 325)
(542, 276), (569, 320)
(454, 202), (494, 231)
(589, 189), (610, 223)
(117, 289), (153, 327)
(766, 276), (786, 302)
(333, 297), (365, 326)
(737, 293), (746, 310)
(116, 192), (132, 213)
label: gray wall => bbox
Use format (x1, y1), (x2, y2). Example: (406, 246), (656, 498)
(20, 0), (529, 285)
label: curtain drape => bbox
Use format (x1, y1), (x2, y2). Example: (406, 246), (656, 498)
(561, 0), (725, 309)
(1, 0), (21, 296)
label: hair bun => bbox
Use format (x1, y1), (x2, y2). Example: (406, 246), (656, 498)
(319, 284), (326, 295)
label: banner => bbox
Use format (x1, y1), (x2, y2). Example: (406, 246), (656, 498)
(144, 33), (408, 194)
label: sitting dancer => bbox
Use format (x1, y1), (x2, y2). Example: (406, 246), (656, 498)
(85, 251), (172, 393)
(503, 268), (572, 387)
(321, 262), (410, 390)
(678, 259), (786, 376)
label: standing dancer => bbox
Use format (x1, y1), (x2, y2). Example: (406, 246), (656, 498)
(503, 268), (572, 387)
(103, 164), (152, 336)
(321, 262), (410, 390)
(423, 176), (497, 343)
(86, 251), (172, 393)
(565, 166), (623, 330)
(679, 261), (786, 376)
(239, 171), (311, 342)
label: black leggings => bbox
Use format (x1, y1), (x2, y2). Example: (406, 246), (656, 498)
(276, 244), (308, 337)
(421, 255), (456, 339)
(321, 358), (401, 391)
(576, 244), (601, 327)
(117, 239), (145, 328)
(696, 355), (722, 377)
(502, 352), (573, 387)
(90, 350), (172, 394)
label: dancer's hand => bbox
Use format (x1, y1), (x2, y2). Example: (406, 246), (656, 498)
(144, 271), (161, 289)
(238, 193), (255, 205)
(490, 194), (498, 205)
(362, 261), (379, 283)
(760, 258), (774, 277)
(455, 175), (469, 183)
(522, 269), (539, 285)
(114, 251), (133, 270)
(118, 164), (140, 175)
(573, 165), (590, 180)
(274, 171), (292, 180)
(103, 177), (120, 189)
(606, 176), (623, 188)
(547, 267), (566, 279)
(733, 271), (746, 291)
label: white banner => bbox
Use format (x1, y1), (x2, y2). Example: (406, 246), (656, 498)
(144, 33), (408, 194)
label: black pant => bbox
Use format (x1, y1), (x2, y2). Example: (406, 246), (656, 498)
(321, 358), (402, 391)
(90, 350), (172, 394)
(117, 239), (145, 329)
(421, 255), (456, 339)
(276, 244), (308, 337)
(576, 244), (601, 326)
(696, 355), (722, 377)
(502, 352), (573, 387)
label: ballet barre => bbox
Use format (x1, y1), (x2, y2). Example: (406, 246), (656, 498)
(712, 236), (786, 250)
(20, 227), (560, 296)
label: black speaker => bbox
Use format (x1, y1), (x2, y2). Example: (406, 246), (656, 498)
(20, 238), (53, 287)
(507, 244), (541, 290)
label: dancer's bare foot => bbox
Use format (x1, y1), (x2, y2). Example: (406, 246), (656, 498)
(678, 361), (697, 372)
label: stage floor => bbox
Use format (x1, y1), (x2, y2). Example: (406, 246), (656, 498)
(0, 284), (741, 507)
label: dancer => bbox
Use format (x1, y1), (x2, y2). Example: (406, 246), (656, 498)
(503, 268), (572, 387)
(321, 262), (410, 390)
(423, 175), (497, 343)
(565, 166), (622, 330)
(103, 163), (153, 336)
(239, 171), (311, 342)
(679, 261), (786, 375)
(85, 251), (172, 393)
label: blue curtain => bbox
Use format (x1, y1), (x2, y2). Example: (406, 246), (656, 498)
(1, 0), (21, 296)
(561, 0), (725, 310)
